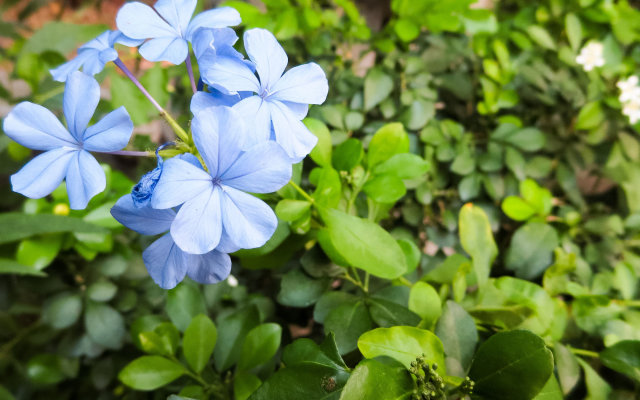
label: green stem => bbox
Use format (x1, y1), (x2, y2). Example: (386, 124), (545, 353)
(364, 272), (370, 292)
(617, 299), (640, 308)
(568, 346), (599, 358)
(289, 180), (314, 203)
(160, 110), (189, 143)
(395, 276), (413, 287)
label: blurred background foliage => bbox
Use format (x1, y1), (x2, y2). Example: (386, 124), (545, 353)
(2, 0), (640, 399)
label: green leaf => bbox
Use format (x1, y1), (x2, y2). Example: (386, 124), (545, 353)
(576, 102), (605, 130)
(183, 314), (217, 373)
(277, 268), (330, 307)
(118, 356), (185, 391)
(468, 330), (554, 400)
(553, 342), (580, 395)
(314, 292), (358, 324)
(600, 340), (640, 382)
(238, 323), (282, 370)
(234, 372), (262, 400)
(19, 22), (107, 55)
(367, 297), (421, 328)
(324, 301), (373, 354)
(505, 223), (558, 279)
(166, 282), (206, 331)
(372, 153), (430, 179)
(363, 174), (406, 204)
(533, 375), (563, 400)
(26, 354), (76, 385)
(357, 326), (445, 371)
(283, 333), (349, 371)
(394, 18), (420, 42)
(577, 358), (612, 399)
(408, 282), (442, 327)
(0, 258), (46, 276)
(340, 359), (414, 400)
(527, 25), (556, 50)
(16, 235), (62, 270)
(276, 200), (311, 222)
(85, 302), (125, 350)
(332, 138), (363, 171)
(0, 213), (106, 244)
(43, 292), (82, 330)
(435, 301), (478, 372)
(364, 68), (394, 111)
(312, 167), (342, 208)
(502, 196), (536, 221)
(87, 280), (118, 302)
(214, 305), (260, 371)
(565, 13), (583, 52)
(368, 123), (410, 167)
(320, 208), (407, 279)
(248, 363), (346, 400)
(458, 203), (497, 286)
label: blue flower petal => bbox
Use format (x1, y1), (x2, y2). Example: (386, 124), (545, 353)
(186, 250), (231, 284)
(111, 195), (176, 235)
(171, 185), (222, 254)
(109, 30), (144, 47)
(3, 102), (77, 150)
(154, 0), (197, 35)
(142, 233), (188, 289)
(220, 185), (278, 249)
(192, 27), (242, 60)
(279, 101), (309, 120)
(200, 55), (260, 94)
(10, 148), (76, 199)
(139, 36), (189, 65)
(116, 2), (178, 40)
(65, 150), (106, 209)
(232, 96), (272, 144)
(269, 100), (318, 161)
(190, 91), (240, 114)
(217, 230), (242, 253)
(82, 106), (133, 152)
(244, 28), (287, 92)
(269, 63), (329, 105)
(49, 51), (94, 82)
(192, 106), (247, 176)
(152, 157), (213, 209)
(220, 141), (291, 193)
(64, 72), (100, 141)
(131, 166), (162, 208)
(186, 7), (241, 41)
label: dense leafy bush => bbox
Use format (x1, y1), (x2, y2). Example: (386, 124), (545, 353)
(2, 0), (640, 399)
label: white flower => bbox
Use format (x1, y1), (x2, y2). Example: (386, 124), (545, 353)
(617, 76), (640, 103)
(576, 42), (605, 71)
(227, 274), (238, 287)
(623, 98), (640, 125)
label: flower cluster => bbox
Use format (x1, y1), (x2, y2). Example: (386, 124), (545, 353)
(617, 75), (640, 125)
(576, 41), (605, 72)
(2, 0), (328, 289)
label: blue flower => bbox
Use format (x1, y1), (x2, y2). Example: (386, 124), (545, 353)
(111, 194), (231, 289)
(116, 0), (241, 65)
(199, 28), (329, 161)
(3, 72), (133, 209)
(192, 27), (243, 61)
(151, 106), (292, 255)
(50, 30), (143, 82)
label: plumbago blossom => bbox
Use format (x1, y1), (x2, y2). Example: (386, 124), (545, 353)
(3, 72), (133, 209)
(2, 0), (328, 289)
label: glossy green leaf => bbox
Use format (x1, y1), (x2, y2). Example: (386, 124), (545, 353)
(277, 268), (330, 307)
(324, 301), (373, 354)
(214, 305), (260, 371)
(358, 326), (445, 371)
(409, 281), (442, 327)
(305, 118), (332, 168)
(600, 340), (640, 382)
(238, 323), (282, 370)
(85, 302), (125, 350)
(43, 292), (82, 329)
(468, 330), (554, 400)
(166, 283), (206, 331)
(183, 314), (217, 373)
(339, 359), (414, 400)
(367, 123), (409, 167)
(459, 203), (497, 286)
(118, 356), (185, 391)
(505, 223), (558, 279)
(435, 301), (478, 372)
(364, 68), (394, 111)
(320, 208), (407, 279)
(0, 213), (106, 244)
